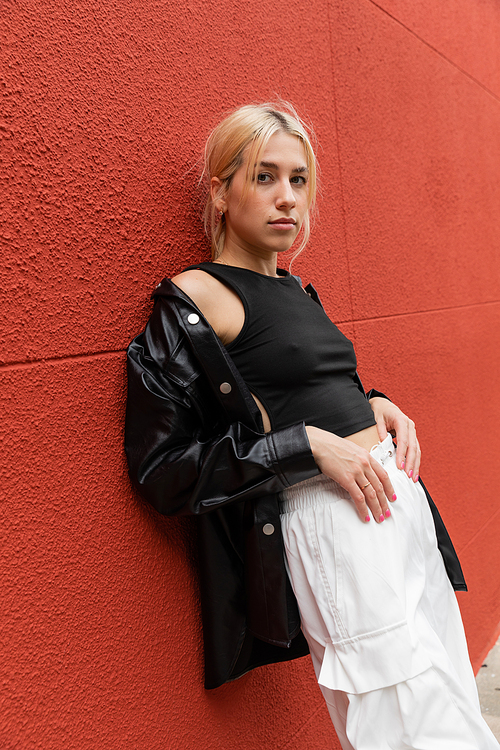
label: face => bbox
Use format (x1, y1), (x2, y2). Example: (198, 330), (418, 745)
(217, 131), (310, 258)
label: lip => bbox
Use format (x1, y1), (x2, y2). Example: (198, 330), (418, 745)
(268, 218), (296, 229)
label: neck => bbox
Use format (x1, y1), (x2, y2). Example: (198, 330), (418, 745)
(214, 248), (280, 278)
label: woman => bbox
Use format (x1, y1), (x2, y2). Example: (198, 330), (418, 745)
(125, 103), (498, 749)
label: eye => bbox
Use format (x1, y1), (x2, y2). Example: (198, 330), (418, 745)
(257, 172), (273, 183)
(291, 175), (307, 185)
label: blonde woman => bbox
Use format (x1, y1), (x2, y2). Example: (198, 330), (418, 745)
(125, 103), (498, 749)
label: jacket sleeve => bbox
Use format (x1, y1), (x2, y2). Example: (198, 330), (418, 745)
(124, 301), (319, 517)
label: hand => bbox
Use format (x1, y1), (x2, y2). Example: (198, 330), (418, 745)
(305, 426), (396, 523)
(369, 397), (421, 482)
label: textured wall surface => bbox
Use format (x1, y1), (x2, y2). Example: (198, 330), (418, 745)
(1, 0), (499, 748)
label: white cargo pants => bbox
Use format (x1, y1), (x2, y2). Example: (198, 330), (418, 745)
(279, 435), (499, 750)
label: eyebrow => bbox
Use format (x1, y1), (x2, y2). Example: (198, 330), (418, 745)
(259, 160), (309, 174)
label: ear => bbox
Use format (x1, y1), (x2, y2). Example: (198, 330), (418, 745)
(210, 176), (227, 212)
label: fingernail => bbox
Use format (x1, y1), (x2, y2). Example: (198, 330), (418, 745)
(385, 509), (391, 518)
(400, 460), (405, 469)
(365, 515), (370, 523)
(392, 493), (397, 501)
(379, 514), (384, 523)
(414, 474), (419, 482)
(408, 470), (413, 478)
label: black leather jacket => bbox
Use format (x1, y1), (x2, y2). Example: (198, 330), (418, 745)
(125, 277), (466, 689)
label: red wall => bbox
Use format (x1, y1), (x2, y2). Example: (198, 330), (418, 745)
(1, 1), (500, 748)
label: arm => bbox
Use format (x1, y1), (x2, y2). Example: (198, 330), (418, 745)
(124, 303), (319, 517)
(305, 425), (396, 524)
(368, 394), (421, 481)
(306, 284), (420, 501)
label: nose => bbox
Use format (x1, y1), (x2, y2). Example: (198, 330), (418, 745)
(275, 178), (296, 208)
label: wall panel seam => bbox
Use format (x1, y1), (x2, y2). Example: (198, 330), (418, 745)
(1, 299), (499, 372)
(0, 348), (125, 373)
(277, 702), (327, 750)
(458, 506), (500, 557)
(351, 299), (500, 326)
(364, 0), (500, 104)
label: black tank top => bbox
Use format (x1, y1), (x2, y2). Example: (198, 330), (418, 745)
(186, 263), (376, 437)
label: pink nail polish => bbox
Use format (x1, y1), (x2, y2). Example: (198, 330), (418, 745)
(414, 474), (419, 482)
(379, 514), (384, 523)
(401, 460), (405, 469)
(365, 515), (370, 523)
(408, 470), (413, 478)
(385, 509), (391, 518)
(392, 493), (397, 501)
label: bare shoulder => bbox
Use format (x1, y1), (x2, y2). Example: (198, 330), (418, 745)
(171, 269), (244, 344)
(171, 269), (221, 308)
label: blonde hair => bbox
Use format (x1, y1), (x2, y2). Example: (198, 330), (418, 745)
(202, 102), (317, 261)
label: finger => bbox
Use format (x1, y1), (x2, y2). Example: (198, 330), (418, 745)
(407, 437), (421, 482)
(361, 479), (385, 523)
(344, 478), (372, 523)
(357, 455), (384, 521)
(394, 419), (409, 471)
(370, 458), (396, 503)
(402, 420), (418, 479)
(365, 461), (395, 521)
(345, 470), (387, 524)
(375, 417), (388, 443)
(346, 469), (394, 524)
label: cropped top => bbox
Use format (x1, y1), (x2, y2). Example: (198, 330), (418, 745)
(186, 263), (377, 438)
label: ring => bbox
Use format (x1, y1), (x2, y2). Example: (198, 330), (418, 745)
(361, 482), (370, 490)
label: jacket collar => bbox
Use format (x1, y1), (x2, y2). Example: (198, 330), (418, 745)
(152, 278), (264, 432)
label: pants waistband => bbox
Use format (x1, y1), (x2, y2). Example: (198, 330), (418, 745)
(279, 434), (396, 514)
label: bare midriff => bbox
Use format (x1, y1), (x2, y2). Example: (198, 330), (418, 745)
(344, 424), (381, 453)
(252, 393), (382, 454)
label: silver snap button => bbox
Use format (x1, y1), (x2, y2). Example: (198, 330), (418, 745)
(262, 523), (275, 536)
(219, 382), (232, 394)
(187, 313), (200, 325)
